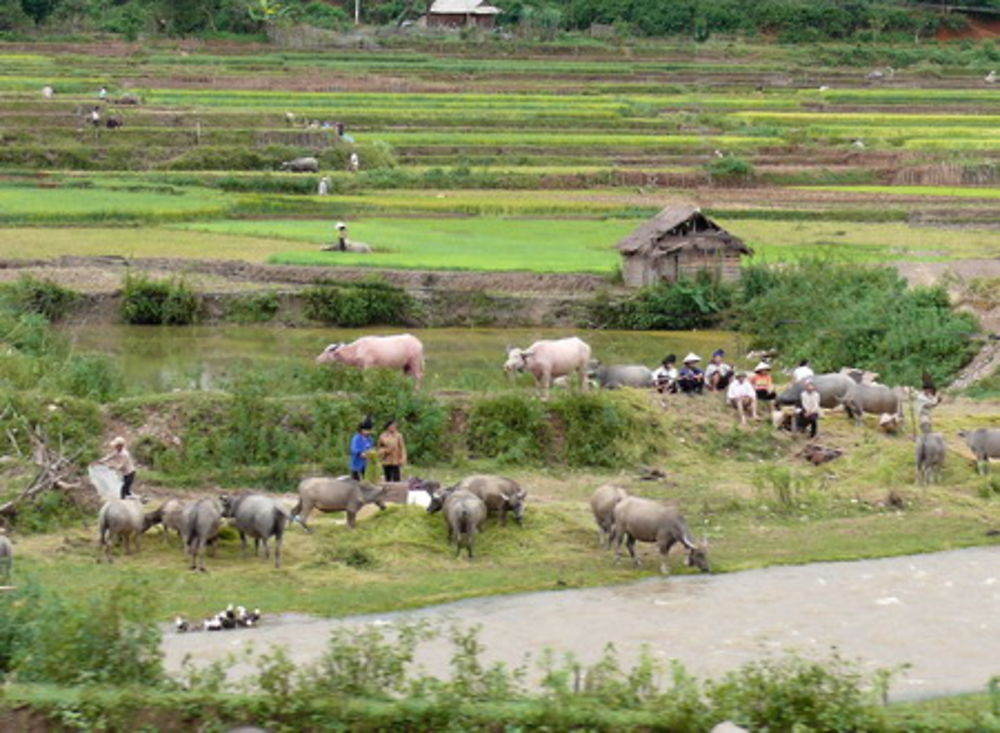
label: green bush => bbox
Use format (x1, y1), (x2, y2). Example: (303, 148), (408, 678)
(705, 155), (756, 185)
(54, 352), (125, 402)
(467, 393), (550, 464)
(589, 272), (734, 330)
(550, 390), (654, 467)
(224, 291), (281, 324)
(121, 272), (201, 326)
(738, 260), (978, 386)
(0, 580), (163, 686)
(303, 279), (414, 327)
(0, 276), (79, 322)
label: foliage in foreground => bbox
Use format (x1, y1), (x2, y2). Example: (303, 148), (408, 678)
(0, 581), (898, 732)
(121, 271), (201, 325)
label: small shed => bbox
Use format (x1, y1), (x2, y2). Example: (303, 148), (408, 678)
(426, 0), (501, 28)
(616, 204), (753, 287)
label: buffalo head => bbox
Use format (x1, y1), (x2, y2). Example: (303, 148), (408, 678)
(316, 343), (344, 365)
(503, 347), (533, 374)
(685, 538), (710, 573)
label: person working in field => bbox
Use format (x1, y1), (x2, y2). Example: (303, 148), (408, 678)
(95, 436), (137, 499)
(349, 417), (375, 481)
(376, 419), (407, 482)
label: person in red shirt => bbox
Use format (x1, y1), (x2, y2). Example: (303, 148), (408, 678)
(750, 362), (776, 401)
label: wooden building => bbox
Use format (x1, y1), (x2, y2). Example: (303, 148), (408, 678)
(616, 204), (752, 287)
(426, 0), (502, 28)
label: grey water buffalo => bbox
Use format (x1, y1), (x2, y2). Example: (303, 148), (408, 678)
(590, 484), (628, 547)
(98, 499), (161, 562)
(960, 428), (1000, 474)
(588, 363), (653, 390)
(316, 333), (425, 383)
(291, 476), (387, 531)
(916, 424), (947, 484)
(610, 496), (709, 574)
(0, 531), (12, 579)
(454, 474), (527, 526)
(280, 156), (319, 173)
(427, 487), (487, 559)
(221, 493), (289, 568)
(776, 373), (856, 409)
(150, 498), (185, 544)
(181, 498), (223, 572)
(504, 336), (592, 398)
(841, 383), (902, 424)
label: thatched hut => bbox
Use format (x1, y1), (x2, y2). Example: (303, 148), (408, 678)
(616, 205), (752, 287)
(426, 0), (501, 28)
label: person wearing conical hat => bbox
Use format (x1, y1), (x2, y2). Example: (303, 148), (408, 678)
(678, 352), (705, 395)
(750, 361), (776, 401)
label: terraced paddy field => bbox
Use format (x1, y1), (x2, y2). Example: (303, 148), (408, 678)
(3, 38), (1000, 283)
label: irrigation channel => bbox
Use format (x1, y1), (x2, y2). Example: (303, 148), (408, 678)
(63, 325), (743, 392)
(164, 547), (1000, 701)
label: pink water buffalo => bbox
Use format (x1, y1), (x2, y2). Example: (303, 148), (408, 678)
(316, 333), (425, 382)
(503, 336), (592, 398)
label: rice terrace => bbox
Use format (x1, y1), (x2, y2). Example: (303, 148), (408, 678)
(8, 2), (1000, 728)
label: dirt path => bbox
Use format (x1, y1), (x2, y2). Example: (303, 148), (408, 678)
(163, 546), (1000, 701)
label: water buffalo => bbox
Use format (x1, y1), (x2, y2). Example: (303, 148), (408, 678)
(454, 474), (526, 526)
(150, 498), (186, 544)
(291, 476), (387, 531)
(98, 498), (161, 562)
(610, 496), (709, 574)
(959, 428), (1000, 475)
(588, 363), (653, 390)
(0, 531), (12, 579)
(280, 156), (319, 173)
(427, 487), (487, 559)
(181, 498), (223, 572)
(221, 493), (289, 568)
(590, 483), (628, 547)
(842, 383), (902, 424)
(504, 336), (592, 399)
(916, 424), (946, 484)
(316, 333), (424, 383)
(776, 373), (856, 409)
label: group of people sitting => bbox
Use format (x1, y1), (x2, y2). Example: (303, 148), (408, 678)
(653, 351), (822, 435)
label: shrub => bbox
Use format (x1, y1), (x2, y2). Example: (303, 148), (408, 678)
(550, 390), (654, 467)
(589, 272), (734, 330)
(54, 352), (125, 402)
(0, 579), (162, 686)
(468, 393), (550, 464)
(303, 278), (414, 327)
(0, 276), (79, 322)
(705, 155), (756, 185)
(224, 291), (281, 324)
(737, 260), (978, 386)
(121, 272), (201, 325)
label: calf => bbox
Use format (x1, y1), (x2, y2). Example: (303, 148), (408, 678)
(589, 484), (628, 547)
(98, 499), (161, 562)
(916, 425), (946, 485)
(427, 487), (488, 559)
(181, 498), (223, 572)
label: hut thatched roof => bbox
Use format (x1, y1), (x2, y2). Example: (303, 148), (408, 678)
(617, 204), (752, 257)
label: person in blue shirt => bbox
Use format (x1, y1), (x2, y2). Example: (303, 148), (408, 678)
(349, 417), (375, 480)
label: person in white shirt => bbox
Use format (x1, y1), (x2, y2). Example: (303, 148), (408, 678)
(651, 354), (678, 394)
(95, 436), (137, 498)
(798, 380), (822, 438)
(726, 372), (758, 423)
(705, 349), (734, 392)
(793, 359), (814, 383)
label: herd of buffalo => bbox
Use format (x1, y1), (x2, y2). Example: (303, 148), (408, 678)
(89, 471), (708, 575)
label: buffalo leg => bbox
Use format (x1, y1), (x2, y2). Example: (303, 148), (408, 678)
(347, 510), (357, 529)
(239, 532), (248, 557)
(625, 534), (640, 567)
(273, 537), (281, 569)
